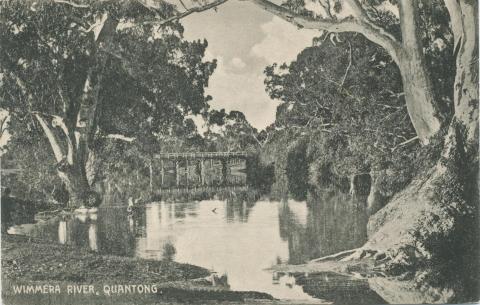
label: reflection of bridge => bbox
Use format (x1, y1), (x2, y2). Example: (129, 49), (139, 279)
(154, 152), (249, 188)
(155, 152), (248, 159)
(155, 185), (248, 195)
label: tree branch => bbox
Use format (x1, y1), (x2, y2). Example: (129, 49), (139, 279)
(248, 0), (402, 64)
(105, 134), (136, 142)
(178, 0), (190, 11)
(443, 0), (462, 46)
(392, 136), (419, 151)
(53, 0), (89, 8)
(340, 41), (352, 87)
(33, 113), (65, 163)
(0, 115), (9, 138)
(32, 111), (74, 164)
(138, 0), (228, 27)
(344, 0), (399, 42)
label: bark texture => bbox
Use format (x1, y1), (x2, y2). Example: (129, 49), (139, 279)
(445, 0), (479, 144)
(366, 172), (387, 216)
(397, 1), (443, 144)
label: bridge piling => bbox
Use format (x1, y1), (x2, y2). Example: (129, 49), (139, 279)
(175, 160), (180, 187)
(221, 159), (228, 186)
(200, 160), (206, 186)
(153, 152), (248, 188)
(160, 159), (165, 186)
(186, 159), (189, 187)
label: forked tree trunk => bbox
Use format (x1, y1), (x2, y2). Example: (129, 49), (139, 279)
(33, 14), (118, 208)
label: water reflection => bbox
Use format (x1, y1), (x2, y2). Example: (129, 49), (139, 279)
(279, 191), (368, 264)
(8, 190), (371, 302)
(293, 272), (386, 305)
(58, 220), (67, 244)
(88, 223), (98, 251)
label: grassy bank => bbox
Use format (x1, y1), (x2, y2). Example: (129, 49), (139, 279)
(1, 234), (274, 304)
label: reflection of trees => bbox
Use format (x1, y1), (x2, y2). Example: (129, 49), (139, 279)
(96, 208), (136, 257)
(173, 202), (198, 219)
(68, 217), (91, 249)
(225, 200), (254, 223)
(162, 241), (176, 261)
(223, 190), (258, 222)
(277, 190), (368, 264)
(278, 201), (308, 264)
(293, 272), (386, 305)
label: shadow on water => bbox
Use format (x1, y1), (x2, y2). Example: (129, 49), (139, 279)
(278, 190), (368, 264)
(291, 272), (386, 305)
(6, 167), (452, 304)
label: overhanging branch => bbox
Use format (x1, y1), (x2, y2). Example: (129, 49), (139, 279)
(53, 0), (89, 8)
(138, 0), (228, 27)
(247, 0), (402, 64)
(105, 134), (136, 142)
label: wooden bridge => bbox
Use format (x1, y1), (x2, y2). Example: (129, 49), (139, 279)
(154, 151), (249, 188)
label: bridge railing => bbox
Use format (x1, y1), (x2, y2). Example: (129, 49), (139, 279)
(154, 152), (248, 159)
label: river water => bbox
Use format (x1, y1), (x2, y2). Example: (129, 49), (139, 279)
(9, 189), (384, 303)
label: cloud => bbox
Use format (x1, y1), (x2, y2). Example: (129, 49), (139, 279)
(196, 16), (319, 130)
(230, 57), (246, 69)
(205, 55), (280, 130)
(250, 16), (318, 65)
(180, 2), (320, 130)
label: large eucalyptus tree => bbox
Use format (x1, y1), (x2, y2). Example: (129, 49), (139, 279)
(0, 0), (216, 206)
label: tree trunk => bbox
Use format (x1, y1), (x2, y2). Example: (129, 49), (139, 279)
(397, 1), (443, 144)
(367, 171), (387, 216)
(366, 3), (478, 277)
(247, 0), (445, 144)
(32, 15), (121, 208)
(349, 175), (356, 195)
(149, 160), (153, 192)
(57, 166), (96, 208)
(59, 14), (118, 207)
(398, 59), (442, 144)
(445, 0), (479, 144)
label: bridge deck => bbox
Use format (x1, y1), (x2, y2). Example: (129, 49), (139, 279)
(155, 152), (248, 159)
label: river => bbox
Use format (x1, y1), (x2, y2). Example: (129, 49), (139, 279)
(8, 188), (390, 303)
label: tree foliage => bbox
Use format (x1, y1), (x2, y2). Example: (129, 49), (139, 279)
(0, 0), (216, 205)
(265, 34), (421, 193)
(205, 109), (261, 152)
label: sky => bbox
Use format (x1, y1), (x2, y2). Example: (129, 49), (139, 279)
(180, 0), (318, 130)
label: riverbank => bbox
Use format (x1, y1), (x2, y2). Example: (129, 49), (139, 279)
(1, 234), (275, 304)
(269, 248), (455, 304)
